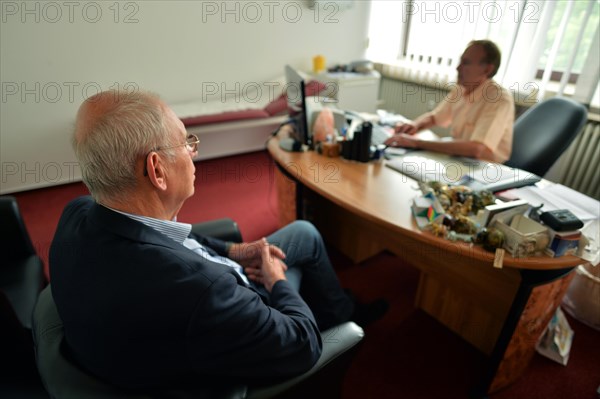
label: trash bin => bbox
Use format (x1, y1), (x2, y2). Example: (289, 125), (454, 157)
(562, 263), (600, 331)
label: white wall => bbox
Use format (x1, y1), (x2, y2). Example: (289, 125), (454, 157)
(0, 0), (370, 194)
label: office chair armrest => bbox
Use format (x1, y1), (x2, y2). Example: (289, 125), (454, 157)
(191, 218), (243, 243)
(1, 255), (45, 330)
(316, 321), (365, 368)
(247, 322), (365, 399)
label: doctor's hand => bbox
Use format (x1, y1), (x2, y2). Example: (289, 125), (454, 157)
(384, 133), (420, 149)
(394, 121), (418, 135)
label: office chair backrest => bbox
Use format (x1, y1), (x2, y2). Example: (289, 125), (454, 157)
(34, 284), (364, 399)
(1, 195), (45, 385)
(33, 285), (247, 399)
(0, 196), (45, 330)
(0, 196), (37, 262)
(505, 97), (587, 177)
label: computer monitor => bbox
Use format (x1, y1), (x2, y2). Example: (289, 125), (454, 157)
(284, 65), (310, 147)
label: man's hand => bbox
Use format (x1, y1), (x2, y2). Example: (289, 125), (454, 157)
(228, 239), (287, 292)
(384, 133), (419, 148)
(393, 114), (434, 136)
(228, 240), (286, 268)
(394, 121), (418, 135)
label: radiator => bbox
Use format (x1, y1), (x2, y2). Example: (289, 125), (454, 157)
(556, 120), (600, 200)
(378, 77), (449, 137)
(378, 77), (599, 200)
(379, 77), (437, 119)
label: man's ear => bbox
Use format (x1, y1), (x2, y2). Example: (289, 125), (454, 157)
(484, 63), (495, 78)
(146, 152), (168, 191)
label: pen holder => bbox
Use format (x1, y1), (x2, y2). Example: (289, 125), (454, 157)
(322, 142), (340, 157)
(340, 122), (373, 162)
(341, 140), (353, 159)
(357, 122), (372, 163)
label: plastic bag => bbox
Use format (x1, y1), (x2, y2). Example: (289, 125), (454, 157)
(536, 307), (574, 365)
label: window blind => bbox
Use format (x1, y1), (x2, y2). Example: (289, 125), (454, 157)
(367, 0), (599, 107)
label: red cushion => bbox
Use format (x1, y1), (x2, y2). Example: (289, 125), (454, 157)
(181, 109), (269, 127)
(264, 94), (288, 116)
(180, 81), (328, 126)
(264, 80), (329, 117)
(305, 80), (327, 96)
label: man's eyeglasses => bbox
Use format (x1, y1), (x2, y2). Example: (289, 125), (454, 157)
(154, 134), (200, 154)
(143, 134), (200, 176)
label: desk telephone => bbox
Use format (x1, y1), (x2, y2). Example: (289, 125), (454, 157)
(540, 210), (584, 232)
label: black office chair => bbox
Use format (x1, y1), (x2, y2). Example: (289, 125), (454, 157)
(505, 97), (588, 177)
(33, 218), (364, 399)
(0, 196), (47, 392)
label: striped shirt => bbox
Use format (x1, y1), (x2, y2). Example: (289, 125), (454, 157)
(107, 206), (250, 285)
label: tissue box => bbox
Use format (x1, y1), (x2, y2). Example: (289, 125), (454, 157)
(545, 230), (581, 257)
(493, 214), (550, 258)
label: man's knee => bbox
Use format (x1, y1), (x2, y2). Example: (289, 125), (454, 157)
(274, 220), (324, 259)
(288, 220), (321, 241)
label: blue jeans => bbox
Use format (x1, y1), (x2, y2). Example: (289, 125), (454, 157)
(262, 220), (354, 331)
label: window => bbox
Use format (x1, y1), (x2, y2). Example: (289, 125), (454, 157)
(537, 1), (598, 79)
(367, 0), (600, 107)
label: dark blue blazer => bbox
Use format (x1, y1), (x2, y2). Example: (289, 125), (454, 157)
(50, 196), (321, 389)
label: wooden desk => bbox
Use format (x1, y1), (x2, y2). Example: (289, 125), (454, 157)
(267, 137), (583, 396)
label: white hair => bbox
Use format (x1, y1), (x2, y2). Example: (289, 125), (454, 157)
(73, 90), (176, 201)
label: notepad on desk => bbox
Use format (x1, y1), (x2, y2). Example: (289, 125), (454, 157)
(385, 151), (541, 192)
(504, 184), (599, 222)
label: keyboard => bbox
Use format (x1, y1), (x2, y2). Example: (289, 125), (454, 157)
(385, 151), (541, 192)
(344, 111), (393, 146)
(371, 124), (393, 146)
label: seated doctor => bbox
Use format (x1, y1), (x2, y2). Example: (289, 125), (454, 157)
(385, 39), (515, 163)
